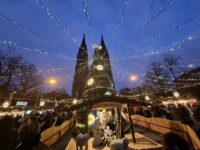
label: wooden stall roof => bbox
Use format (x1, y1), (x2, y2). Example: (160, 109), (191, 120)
(66, 96), (150, 111)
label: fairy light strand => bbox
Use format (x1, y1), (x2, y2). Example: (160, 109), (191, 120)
(112, 0), (129, 36)
(35, 0), (78, 44)
(0, 11), (68, 50)
(121, 0), (176, 47)
(81, 0), (95, 40)
(139, 12), (200, 47)
(0, 39), (77, 61)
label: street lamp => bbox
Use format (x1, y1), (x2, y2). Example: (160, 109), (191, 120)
(48, 78), (57, 85)
(129, 74), (138, 82)
(35, 77), (58, 109)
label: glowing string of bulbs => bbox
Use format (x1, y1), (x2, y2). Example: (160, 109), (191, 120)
(35, 0), (78, 44)
(139, 12), (200, 47)
(112, 0), (129, 36)
(121, 0), (176, 48)
(0, 39), (76, 61)
(81, 0), (95, 40)
(0, 11), (68, 50)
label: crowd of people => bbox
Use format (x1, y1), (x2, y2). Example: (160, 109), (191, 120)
(134, 102), (200, 139)
(0, 110), (73, 150)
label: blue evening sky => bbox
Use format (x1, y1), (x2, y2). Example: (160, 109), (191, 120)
(0, 0), (200, 94)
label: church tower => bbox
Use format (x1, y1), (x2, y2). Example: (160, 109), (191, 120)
(72, 34), (88, 98)
(83, 35), (115, 98)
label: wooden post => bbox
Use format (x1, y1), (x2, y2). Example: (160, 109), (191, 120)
(85, 107), (90, 150)
(115, 108), (121, 139)
(127, 104), (136, 143)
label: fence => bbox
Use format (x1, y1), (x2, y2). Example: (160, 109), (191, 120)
(130, 115), (200, 150)
(40, 117), (75, 146)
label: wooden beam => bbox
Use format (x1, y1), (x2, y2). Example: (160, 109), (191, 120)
(66, 96), (150, 111)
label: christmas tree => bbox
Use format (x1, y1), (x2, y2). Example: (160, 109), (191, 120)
(72, 34), (88, 99)
(83, 35), (115, 98)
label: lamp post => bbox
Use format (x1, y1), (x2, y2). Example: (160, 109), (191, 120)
(8, 91), (16, 107)
(127, 74), (138, 143)
(35, 77), (57, 109)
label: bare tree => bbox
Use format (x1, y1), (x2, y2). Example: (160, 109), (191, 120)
(0, 50), (43, 101)
(143, 62), (172, 94)
(15, 63), (43, 93)
(0, 52), (23, 99)
(163, 54), (180, 80)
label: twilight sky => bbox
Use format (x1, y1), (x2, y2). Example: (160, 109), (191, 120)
(0, 0), (200, 94)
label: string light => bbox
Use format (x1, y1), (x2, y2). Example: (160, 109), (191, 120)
(35, 0), (78, 44)
(138, 13), (200, 47)
(121, 0), (176, 47)
(115, 34), (200, 61)
(0, 39), (77, 61)
(81, 0), (95, 40)
(112, 0), (129, 36)
(0, 12), (68, 50)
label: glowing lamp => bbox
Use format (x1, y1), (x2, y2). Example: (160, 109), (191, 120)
(73, 99), (78, 104)
(48, 78), (57, 85)
(130, 74), (138, 82)
(92, 45), (102, 49)
(3, 102), (9, 108)
(173, 91), (179, 98)
(105, 91), (111, 96)
(39, 101), (45, 107)
(96, 65), (104, 71)
(87, 78), (94, 86)
(145, 95), (150, 101)
(88, 114), (95, 125)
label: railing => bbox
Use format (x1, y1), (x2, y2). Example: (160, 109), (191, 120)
(40, 117), (75, 146)
(129, 115), (200, 150)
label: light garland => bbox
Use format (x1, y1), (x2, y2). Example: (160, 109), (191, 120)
(138, 13), (200, 47)
(35, 0), (78, 44)
(81, 0), (95, 40)
(112, 0), (129, 36)
(0, 39), (77, 61)
(121, 0), (176, 47)
(0, 12), (68, 50)
(114, 34), (200, 61)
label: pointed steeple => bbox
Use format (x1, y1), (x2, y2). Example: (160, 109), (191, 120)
(72, 34), (88, 98)
(81, 34), (86, 48)
(100, 34), (106, 48)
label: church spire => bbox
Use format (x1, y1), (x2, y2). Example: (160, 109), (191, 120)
(100, 34), (106, 48)
(81, 34), (86, 48)
(72, 34), (88, 98)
